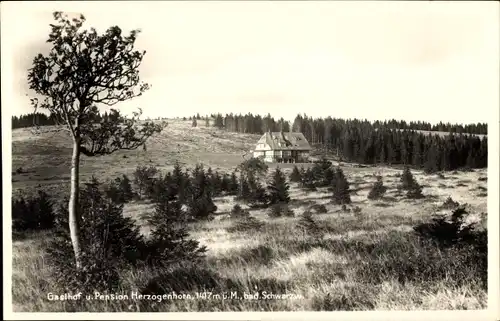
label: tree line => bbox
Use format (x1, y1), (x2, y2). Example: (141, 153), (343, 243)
(12, 111), (133, 129)
(372, 119), (487, 135)
(292, 114), (487, 172)
(199, 113), (487, 172)
(12, 112), (59, 129)
(196, 113), (487, 136)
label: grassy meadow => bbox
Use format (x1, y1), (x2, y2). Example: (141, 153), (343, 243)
(10, 118), (488, 312)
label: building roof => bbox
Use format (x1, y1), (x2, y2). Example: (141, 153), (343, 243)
(255, 132), (311, 151)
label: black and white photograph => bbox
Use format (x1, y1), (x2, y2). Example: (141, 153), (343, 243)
(2, 1), (499, 319)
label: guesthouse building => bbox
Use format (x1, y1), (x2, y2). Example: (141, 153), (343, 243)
(253, 132), (311, 163)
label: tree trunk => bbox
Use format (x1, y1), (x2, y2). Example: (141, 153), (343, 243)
(69, 139), (83, 269)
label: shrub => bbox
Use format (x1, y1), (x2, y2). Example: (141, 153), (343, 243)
(352, 206), (362, 215)
(227, 215), (265, 233)
(12, 190), (55, 232)
(341, 204), (351, 212)
(46, 177), (146, 292)
(441, 196), (459, 210)
(309, 204), (328, 214)
(353, 230), (486, 292)
(413, 204), (487, 272)
(268, 203), (295, 218)
(230, 204), (250, 219)
(478, 177), (487, 182)
(367, 176), (387, 200)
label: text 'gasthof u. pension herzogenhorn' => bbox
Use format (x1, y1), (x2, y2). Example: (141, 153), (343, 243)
(47, 291), (304, 303)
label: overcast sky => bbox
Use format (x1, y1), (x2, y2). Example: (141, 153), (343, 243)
(2, 1), (499, 124)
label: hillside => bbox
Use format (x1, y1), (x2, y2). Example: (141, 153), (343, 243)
(11, 119), (261, 197)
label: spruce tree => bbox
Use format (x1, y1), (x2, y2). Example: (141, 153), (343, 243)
(247, 171), (268, 205)
(220, 174), (230, 194)
(228, 171), (239, 195)
(406, 183), (424, 199)
(367, 176), (387, 200)
(400, 166), (416, 190)
(290, 165), (302, 183)
(206, 167), (215, 196)
(105, 174), (134, 204)
(237, 173), (251, 201)
(211, 171), (223, 197)
(133, 165), (159, 199)
(332, 167), (351, 205)
(119, 174), (134, 202)
(312, 159), (334, 187)
(186, 165), (217, 220)
(297, 211), (324, 240)
(146, 191), (207, 267)
(12, 190), (55, 232)
(267, 167), (291, 205)
(400, 166), (424, 199)
(301, 168), (317, 191)
(170, 161), (189, 204)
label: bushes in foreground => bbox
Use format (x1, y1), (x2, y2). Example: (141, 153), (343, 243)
(48, 178), (146, 292)
(268, 203), (295, 218)
(413, 205), (486, 249)
(12, 190), (55, 232)
(104, 174), (135, 204)
(46, 177), (205, 293)
(230, 204), (250, 219)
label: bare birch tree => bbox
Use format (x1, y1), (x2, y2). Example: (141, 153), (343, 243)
(27, 12), (165, 269)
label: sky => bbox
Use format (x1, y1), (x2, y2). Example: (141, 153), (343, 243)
(2, 1), (499, 124)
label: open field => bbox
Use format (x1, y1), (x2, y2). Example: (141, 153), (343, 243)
(10, 118), (488, 312)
